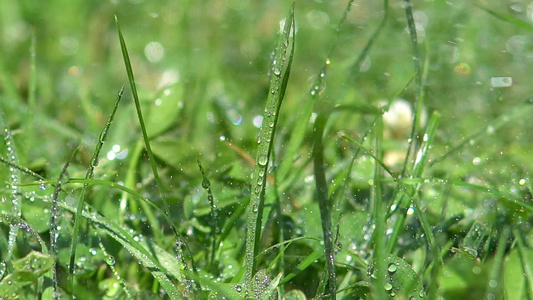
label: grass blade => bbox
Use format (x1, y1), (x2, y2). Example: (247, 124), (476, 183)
(68, 86), (123, 296)
(244, 3), (295, 286)
(312, 113), (337, 299)
(115, 16), (195, 295)
(477, 4), (533, 32)
(197, 159), (219, 271)
(50, 146), (80, 300)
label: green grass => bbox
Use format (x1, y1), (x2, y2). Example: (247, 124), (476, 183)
(1, 0), (533, 299)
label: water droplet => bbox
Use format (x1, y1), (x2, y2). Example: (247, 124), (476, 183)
(384, 282), (393, 291)
(388, 263), (397, 273)
(273, 68), (281, 76)
(257, 155), (268, 166)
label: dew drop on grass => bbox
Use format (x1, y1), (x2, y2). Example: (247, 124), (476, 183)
(388, 263), (397, 273)
(273, 67), (281, 76)
(257, 155), (268, 166)
(384, 282), (393, 291)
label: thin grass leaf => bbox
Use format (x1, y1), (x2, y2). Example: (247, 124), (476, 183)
(312, 113), (337, 299)
(280, 249), (324, 285)
(68, 86), (123, 296)
(347, 0), (389, 83)
(50, 146), (80, 300)
(399, 0), (423, 180)
(197, 159), (219, 271)
(431, 102), (533, 166)
(244, 3), (295, 285)
(484, 226), (510, 299)
(477, 4), (533, 32)
(115, 16), (194, 293)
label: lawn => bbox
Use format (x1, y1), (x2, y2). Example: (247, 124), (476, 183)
(1, 0), (532, 299)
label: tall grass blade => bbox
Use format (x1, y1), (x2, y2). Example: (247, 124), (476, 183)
(312, 113), (337, 299)
(244, 3), (295, 286)
(115, 16), (195, 295)
(399, 0), (424, 179)
(370, 117), (388, 300)
(68, 86), (123, 296)
(50, 146), (80, 300)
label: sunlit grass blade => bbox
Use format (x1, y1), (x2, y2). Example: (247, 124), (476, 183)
(68, 87), (123, 295)
(477, 4), (533, 32)
(244, 2), (295, 286)
(115, 16), (194, 294)
(50, 146), (79, 300)
(312, 113), (337, 299)
(280, 249), (324, 285)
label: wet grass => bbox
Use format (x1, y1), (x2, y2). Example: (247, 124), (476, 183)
(1, 0), (533, 299)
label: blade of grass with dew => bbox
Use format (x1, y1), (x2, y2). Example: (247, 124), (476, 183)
(58, 201), (182, 299)
(68, 86), (123, 296)
(312, 113), (337, 299)
(476, 4), (533, 32)
(97, 237), (134, 299)
(277, 0), (356, 183)
(244, 3), (295, 286)
(398, 0), (424, 180)
(0, 86), (22, 270)
(50, 146), (79, 300)
(197, 159), (219, 271)
(115, 16), (194, 293)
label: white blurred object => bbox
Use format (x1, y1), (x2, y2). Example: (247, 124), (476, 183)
(383, 98), (426, 139)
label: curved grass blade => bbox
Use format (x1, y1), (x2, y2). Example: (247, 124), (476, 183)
(244, 3), (295, 286)
(431, 102), (533, 166)
(484, 226), (509, 299)
(50, 146), (80, 300)
(476, 4), (533, 32)
(312, 113), (337, 299)
(68, 86), (123, 296)
(58, 201), (183, 299)
(115, 16), (195, 293)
